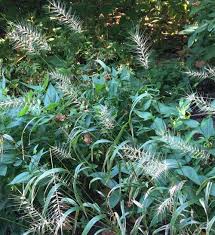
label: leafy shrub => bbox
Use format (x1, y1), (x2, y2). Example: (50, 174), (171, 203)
(181, 0), (215, 62)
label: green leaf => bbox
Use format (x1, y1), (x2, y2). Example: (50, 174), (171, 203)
(33, 168), (66, 186)
(47, 55), (66, 67)
(109, 188), (121, 208)
(151, 118), (166, 135)
(46, 102), (58, 111)
(95, 59), (111, 73)
(200, 117), (215, 138)
(44, 84), (60, 107)
(31, 168), (67, 196)
(188, 33), (197, 47)
(108, 78), (119, 98)
(82, 214), (106, 235)
(9, 172), (32, 185)
(120, 67), (131, 81)
(207, 167), (215, 177)
(184, 119), (199, 128)
(1, 154), (16, 164)
(195, 23), (208, 34)
(2, 134), (14, 142)
(209, 184), (215, 197)
(180, 26), (198, 35)
(135, 111), (153, 120)
(92, 77), (105, 93)
(176, 166), (201, 185)
(19, 105), (29, 116)
(0, 165), (7, 176)
(157, 102), (177, 116)
(143, 100), (152, 111)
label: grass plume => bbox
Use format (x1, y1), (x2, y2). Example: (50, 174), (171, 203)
(49, 0), (82, 33)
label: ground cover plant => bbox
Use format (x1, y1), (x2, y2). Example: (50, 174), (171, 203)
(0, 0), (215, 234)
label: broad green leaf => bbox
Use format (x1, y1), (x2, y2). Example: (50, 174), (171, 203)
(157, 102), (177, 116)
(44, 84), (60, 107)
(9, 172), (32, 185)
(1, 154), (16, 164)
(176, 166), (201, 185)
(47, 55), (66, 67)
(151, 118), (166, 135)
(184, 119), (199, 128)
(19, 105), (29, 116)
(92, 77), (105, 93)
(135, 111), (153, 120)
(200, 117), (215, 138)
(108, 78), (119, 98)
(120, 67), (131, 81)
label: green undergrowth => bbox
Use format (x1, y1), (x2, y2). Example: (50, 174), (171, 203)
(0, 1), (215, 234)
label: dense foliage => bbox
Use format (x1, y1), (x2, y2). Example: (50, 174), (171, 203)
(0, 0), (215, 234)
(181, 0), (215, 63)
